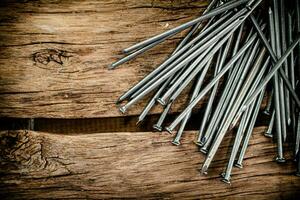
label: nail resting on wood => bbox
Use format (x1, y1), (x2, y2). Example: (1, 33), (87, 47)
(111, 0), (300, 183)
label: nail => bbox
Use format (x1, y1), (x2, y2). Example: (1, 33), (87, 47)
(162, 28), (236, 107)
(173, 0), (219, 53)
(263, 89), (273, 115)
(153, 102), (172, 132)
(265, 111), (275, 138)
(128, 13), (233, 101)
(240, 37), (300, 112)
(138, 76), (174, 123)
(288, 13), (297, 135)
(138, 59), (189, 123)
(197, 48), (224, 145)
(222, 107), (251, 184)
(173, 57), (214, 145)
(250, 14), (300, 109)
(200, 29), (261, 144)
(231, 57), (271, 129)
(279, 0), (291, 127)
(235, 89), (266, 167)
(273, 0), (288, 142)
(110, 37), (165, 69)
(123, 0), (249, 53)
(218, 38), (262, 131)
(157, 45), (214, 106)
(295, 112), (300, 156)
(201, 47), (267, 174)
(167, 31), (258, 133)
(157, 18), (241, 105)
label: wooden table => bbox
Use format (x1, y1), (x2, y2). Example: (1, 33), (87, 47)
(0, 0), (299, 199)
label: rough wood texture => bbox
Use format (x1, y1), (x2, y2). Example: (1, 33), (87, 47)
(0, 0), (208, 118)
(1, 128), (299, 199)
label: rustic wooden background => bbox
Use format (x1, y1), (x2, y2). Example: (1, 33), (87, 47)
(0, 0), (299, 199)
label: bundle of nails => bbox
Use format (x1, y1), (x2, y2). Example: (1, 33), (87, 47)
(111, 0), (300, 183)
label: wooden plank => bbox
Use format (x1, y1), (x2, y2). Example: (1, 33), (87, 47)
(1, 127), (299, 199)
(0, 0), (208, 118)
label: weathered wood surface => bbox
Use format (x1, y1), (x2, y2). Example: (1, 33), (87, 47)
(0, 0), (209, 118)
(1, 128), (299, 199)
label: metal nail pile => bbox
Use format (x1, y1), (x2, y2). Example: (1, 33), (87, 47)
(111, 0), (300, 183)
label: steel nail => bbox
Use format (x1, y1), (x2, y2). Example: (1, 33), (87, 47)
(153, 102), (172, 131)
(128, 11), (239, 102)
(166, 32), (258, 133)
(222, 105), (253, 183)
(242, 20), (300, 111)
(201, 47), (267, 174)
(295, 112), (300, 156)
(200, 33), (260, 146)
(265, 111), (275, 138)
(160, 28), (236, 107)
(273, 0), (288, 142)
(196, 46), (224, 145)
(288, 13), (297, 135)
(110, 37), (165, 69)
(231, 56), (271, 129)
(173, 56), (214, 145)
(279, 0), (291, 126)
(123, 0), (249, 53)
(235, 89), (266, 167)
(263, 89), (273, 115)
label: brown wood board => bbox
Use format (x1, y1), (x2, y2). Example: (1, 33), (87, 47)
(0, 0), (209, 118)
(0, 128), (299, 199)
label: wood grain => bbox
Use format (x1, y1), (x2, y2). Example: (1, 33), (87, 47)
(1, 128), (299, 199)
(0, 0), (208, 118)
